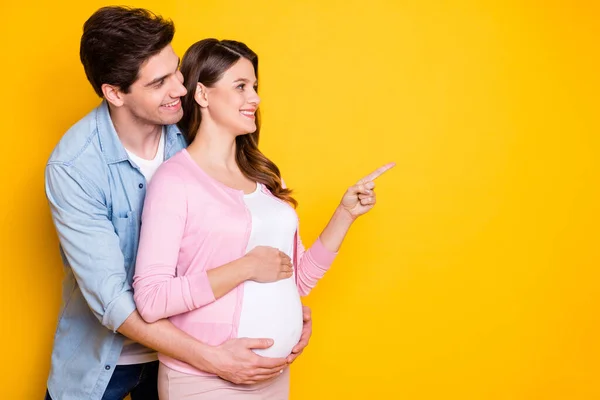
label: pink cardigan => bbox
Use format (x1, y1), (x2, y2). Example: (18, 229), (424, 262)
(133, 149), (337, 374)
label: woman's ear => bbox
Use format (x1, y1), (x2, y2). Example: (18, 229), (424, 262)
(195, 83), (209, 108)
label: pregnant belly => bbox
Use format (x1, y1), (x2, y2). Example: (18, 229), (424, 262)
(236, 277), (303, 358)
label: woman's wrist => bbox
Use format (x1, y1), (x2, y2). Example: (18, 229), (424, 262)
(334, 204), (357, 226)
(318, 205), (355, 253)
(236, 255), (256, 282)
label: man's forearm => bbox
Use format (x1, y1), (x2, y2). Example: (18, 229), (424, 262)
(117, 310), (218, 374)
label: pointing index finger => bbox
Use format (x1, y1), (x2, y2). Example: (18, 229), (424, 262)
(358, 162), (396, 183)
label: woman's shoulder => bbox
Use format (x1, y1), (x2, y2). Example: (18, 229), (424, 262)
(152, 150), (195, 181)
(144, 150), (193, 193)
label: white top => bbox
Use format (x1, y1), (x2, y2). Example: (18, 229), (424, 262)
(117, 129), (165, 365)
(236, 184), (303, 358)
(125, 129), (165, 183)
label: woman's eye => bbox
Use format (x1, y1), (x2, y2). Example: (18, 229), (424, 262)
(237, 83), (245, 90)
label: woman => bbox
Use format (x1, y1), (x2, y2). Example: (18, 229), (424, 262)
(133, 38), (394, 399)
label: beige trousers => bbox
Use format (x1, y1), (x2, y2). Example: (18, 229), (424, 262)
(158, 362), (290, 400)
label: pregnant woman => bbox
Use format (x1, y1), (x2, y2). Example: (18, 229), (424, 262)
(133, 38), (393, 399)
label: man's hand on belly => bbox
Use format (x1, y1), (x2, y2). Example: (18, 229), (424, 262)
(287, 305), (313, 364)
(206, 337), (289, 385)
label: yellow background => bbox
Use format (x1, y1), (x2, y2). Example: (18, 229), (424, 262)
(1, 1), (599, 399)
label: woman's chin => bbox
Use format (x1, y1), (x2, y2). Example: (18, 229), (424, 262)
(235, 128), (257, 136)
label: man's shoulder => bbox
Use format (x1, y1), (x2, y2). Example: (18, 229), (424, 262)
(47, 105), (103, 167)
(46, 105), (111, 195)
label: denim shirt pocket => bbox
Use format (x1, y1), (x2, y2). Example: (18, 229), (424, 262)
(112, 210), (135, 262)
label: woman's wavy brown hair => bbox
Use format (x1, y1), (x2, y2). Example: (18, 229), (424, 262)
(178, 39), (296, 207)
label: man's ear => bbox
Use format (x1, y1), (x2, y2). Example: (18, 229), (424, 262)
(102, 83), (125, 107)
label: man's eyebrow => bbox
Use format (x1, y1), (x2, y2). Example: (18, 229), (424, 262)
(144, 58), (181, 87)
(144, 74), (169, 87)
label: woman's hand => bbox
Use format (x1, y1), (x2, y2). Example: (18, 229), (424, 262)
(244, 246), (293, 283)
(287, 305), (312, 364)
(339, 162), (395, 219)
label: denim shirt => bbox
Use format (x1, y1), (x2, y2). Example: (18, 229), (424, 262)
(45, 101), (187, 400)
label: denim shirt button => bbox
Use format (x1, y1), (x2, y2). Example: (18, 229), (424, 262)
(138, 183), (144, 189)
(105, 365), (111, 370)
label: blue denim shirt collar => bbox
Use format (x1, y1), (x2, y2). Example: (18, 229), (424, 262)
(96, 100), (184, 164)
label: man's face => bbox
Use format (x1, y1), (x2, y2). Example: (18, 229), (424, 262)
(120, 44), (187, 126)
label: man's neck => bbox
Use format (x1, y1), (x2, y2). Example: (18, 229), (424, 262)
(109, 104), (163, 160)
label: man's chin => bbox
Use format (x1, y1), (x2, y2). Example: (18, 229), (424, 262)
(159, 113), (184, 126)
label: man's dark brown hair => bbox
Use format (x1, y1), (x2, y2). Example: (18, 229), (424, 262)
(80, 6), (175, 97)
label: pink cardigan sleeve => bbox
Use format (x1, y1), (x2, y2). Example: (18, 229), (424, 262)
(133, 168), (216, 323)
(294, 228), (338, 296)
(280, 178), (338, 296)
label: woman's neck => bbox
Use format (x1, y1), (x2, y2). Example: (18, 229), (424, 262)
(187, 123), (238, 171)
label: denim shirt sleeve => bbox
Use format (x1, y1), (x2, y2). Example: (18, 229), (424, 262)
(45, 162), (136, 332)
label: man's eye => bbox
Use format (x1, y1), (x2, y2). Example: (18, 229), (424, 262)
(155, 80), (165, 88)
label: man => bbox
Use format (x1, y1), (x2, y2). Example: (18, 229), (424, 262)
(45, 6), (312, 399)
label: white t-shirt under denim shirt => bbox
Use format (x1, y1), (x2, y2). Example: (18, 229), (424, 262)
(118, 129), (165, 365)
(237, 183), (304, 358)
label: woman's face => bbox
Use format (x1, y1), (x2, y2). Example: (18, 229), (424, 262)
(203, 57), (260, 135)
